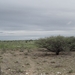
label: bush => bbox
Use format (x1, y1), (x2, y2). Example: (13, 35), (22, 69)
(67, 36), (75, 51)
(36, 36), (69, 55)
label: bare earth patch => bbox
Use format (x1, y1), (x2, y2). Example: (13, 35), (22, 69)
(0, 49), (75, 75)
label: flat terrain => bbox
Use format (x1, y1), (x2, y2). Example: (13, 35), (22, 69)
(0, 41), (75, 75)
(0, 48), (75, 75)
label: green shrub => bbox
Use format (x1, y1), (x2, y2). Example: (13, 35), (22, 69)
(36, 36), (69, 55)
(67, 36), (75, 51)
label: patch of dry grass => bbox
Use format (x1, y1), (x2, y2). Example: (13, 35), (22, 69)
(0, 48), (75, 75)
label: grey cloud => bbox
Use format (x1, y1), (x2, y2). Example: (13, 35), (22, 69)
(0, 0), (75, 40)
(0, 30), (75, 40)
(0, 6), (75, 31)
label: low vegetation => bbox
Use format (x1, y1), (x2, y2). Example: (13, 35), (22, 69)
(36, 35), (75, 55)
(0, 35), (75, 75)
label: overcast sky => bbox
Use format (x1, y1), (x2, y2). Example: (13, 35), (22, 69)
(0, 0), (75, 40)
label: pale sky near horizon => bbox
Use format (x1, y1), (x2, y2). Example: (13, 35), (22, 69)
(0, 0), (75, 40)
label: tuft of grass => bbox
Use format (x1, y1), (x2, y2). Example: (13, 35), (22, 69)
(16, 69), (24, 73)
(68, 69), (73, 73)
(54, 64), (63, 68)
(19, 49), (24, 52)
(24, 52), (28, 55)
(51, 61), (55, 63)
(25, 63), (30, 65)
(43, 60), (47, 63)
(15, 61), (19, 63)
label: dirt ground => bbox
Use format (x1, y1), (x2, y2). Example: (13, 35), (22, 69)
(0, 49), (75, 75)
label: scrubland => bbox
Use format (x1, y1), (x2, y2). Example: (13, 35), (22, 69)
(0, 39), (75, 75)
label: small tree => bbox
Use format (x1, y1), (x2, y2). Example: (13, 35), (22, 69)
(36, 36), (69, 55)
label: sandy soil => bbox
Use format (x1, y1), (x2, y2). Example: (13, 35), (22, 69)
(0, 49), (75, 75)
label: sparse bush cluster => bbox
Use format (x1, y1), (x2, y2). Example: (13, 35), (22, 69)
(35, 35), (75, 55)
(0, 40), (36, 52)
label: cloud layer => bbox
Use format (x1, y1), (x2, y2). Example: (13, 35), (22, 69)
(0, 0), (75, 40)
